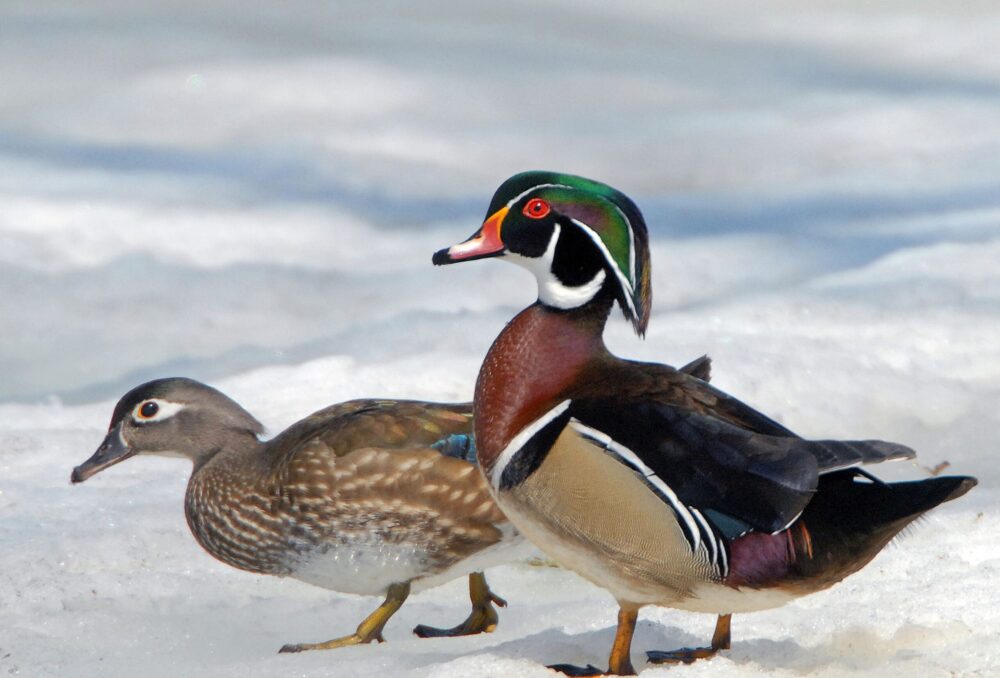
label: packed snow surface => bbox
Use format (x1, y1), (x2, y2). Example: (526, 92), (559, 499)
(2, 1), (999, 676)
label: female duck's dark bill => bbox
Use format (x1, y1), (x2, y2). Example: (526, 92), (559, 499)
(432, 206), (509, 265)
(70, 426), (135, 483)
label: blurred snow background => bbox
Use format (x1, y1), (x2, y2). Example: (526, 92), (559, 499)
(1, 1), (998, 676)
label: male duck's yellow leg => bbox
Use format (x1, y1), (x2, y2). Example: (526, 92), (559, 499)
(646, 613), (731, 664)
(413, 571), (507, 638)
(279, 582), (411, 653)
(608, 607), (639, 675)
(549, 606), (638, 676)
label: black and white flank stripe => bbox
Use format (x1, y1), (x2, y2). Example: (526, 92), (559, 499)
(570, 421), (729, 578)
(491, 399), (729, 578)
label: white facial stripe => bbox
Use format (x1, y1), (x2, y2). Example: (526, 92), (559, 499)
(569, 218), (637, 318)
(507, 184), (636, 288)
(509, 223), (608, 310)
(612, 202), (636, 284)
(503, 183), (574, 210)
(508, 181), (638, 316)
(491, 400), (571, 492)
(131, 398), (186, 424)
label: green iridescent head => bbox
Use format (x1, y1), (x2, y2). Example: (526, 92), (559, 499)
(433, 170), (652, 336)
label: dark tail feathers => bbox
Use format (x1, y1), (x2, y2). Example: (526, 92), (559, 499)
(789, 471), (976, 587)
(811, 470), (976, 527)
(810, 439), (915, 474)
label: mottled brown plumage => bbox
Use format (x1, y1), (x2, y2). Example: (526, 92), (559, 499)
(182, 399), (504, 579)
(72, 379), (525, 653)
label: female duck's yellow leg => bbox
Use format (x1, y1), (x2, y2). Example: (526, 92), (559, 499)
(646, 613), (732, 664)
(413, 571), (507, 638)
(279, 582), (411, 653)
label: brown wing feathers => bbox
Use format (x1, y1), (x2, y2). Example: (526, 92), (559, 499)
(261, 400), (502, 573)
(273, 444), (504, 565)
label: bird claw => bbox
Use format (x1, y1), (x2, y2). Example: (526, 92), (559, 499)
(412, 603), (499, 638)
(277, 630), (381, 653)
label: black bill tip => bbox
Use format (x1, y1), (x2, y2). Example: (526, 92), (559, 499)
(432, 248), (454, 266)
(70, 465), (87, 484)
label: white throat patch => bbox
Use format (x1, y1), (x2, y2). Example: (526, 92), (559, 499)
(509, 223), (607, 310)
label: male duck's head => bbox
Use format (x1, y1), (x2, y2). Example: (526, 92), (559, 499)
(433, 171), (652, 336)
(71, 377), (263, 483)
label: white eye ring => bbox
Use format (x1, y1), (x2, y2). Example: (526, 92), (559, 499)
(131, 399), (185, 424)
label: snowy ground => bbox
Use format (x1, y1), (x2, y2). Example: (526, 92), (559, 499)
(2, 1), (999, 676)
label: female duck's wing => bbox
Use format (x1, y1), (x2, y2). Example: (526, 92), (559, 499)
(267, 399), (474, 467)
(263, 400), (505, 567)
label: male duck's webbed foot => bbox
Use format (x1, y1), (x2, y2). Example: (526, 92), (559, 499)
(548, 607), (638, 676)
(547, 664), (612, 676)
(413, 571), (507, 638)
(279, 582), (411, 653)
(646, 613), (731, 665)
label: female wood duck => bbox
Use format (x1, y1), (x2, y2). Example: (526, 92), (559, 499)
(71, 379), (527, 653)
(433, 171), (977, 675)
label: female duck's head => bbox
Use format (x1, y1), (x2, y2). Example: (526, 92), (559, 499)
(433, 171), (652, 336)
(71, 378), (263, 483)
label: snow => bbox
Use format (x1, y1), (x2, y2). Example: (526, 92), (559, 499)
(2, 1), (999, 676)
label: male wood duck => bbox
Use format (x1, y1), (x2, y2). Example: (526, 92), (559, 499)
(433, 171), (977, 675)
(71, 379), (528, 653)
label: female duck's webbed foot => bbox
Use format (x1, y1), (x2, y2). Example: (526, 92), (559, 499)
(548, 607), (638, 676)
(413, 571), (507, 638)
(279, 582), (411, 653)
(646, 613), (731, 665)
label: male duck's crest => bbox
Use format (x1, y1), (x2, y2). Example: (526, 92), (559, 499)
(433, 170), (652, 336)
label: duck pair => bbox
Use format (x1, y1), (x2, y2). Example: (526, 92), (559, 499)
(73, 171), (976, 674)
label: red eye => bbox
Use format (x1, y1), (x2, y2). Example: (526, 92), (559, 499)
(522, 198), (551, 220)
